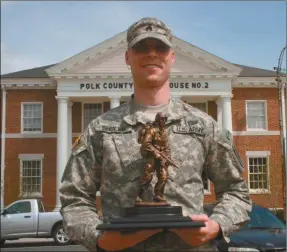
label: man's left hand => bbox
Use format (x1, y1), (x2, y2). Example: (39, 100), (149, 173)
(169, 214), (220, 247)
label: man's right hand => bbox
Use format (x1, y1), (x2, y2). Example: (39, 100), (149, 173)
(97, 229), (163, 251)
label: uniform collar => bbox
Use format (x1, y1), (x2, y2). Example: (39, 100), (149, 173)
(123, 94), (189, 126)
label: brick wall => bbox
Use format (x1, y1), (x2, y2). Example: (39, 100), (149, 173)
(6, 89), (58, 133)
(232, 88), (284, 209)
(4, 89), (58, 211)
(2, 87), (286, 213)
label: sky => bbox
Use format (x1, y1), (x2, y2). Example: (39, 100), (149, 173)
(1, 1), (286, 75)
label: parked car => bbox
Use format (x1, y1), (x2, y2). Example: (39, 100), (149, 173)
(0, 199), (71, 245)
(205, 204), (286, 252)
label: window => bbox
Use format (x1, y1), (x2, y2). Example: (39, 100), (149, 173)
(246, 101), (267, 130)
(83, 103), (102, 130)
(6, 201), (31, 214)
(22, 103), (43, 133)
(188, 102), (207, 113)
(20, 158), (42, 197)
(248, 156), (269, 193)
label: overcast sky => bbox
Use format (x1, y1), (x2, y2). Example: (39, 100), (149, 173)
(1, 1), (286, 74)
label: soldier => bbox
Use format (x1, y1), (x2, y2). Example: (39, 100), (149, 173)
(59, 17), (252, 252)
(137, 112), (173, 203)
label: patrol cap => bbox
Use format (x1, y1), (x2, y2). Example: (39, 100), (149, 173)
(126, 17), (172, 49)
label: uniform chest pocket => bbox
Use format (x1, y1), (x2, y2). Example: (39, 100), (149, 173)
(168, 127), (207, 181)
(102, 131), (144, 182)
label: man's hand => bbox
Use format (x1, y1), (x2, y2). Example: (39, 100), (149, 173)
(97, 229), (163, 251)
(169, 214), (220, 247)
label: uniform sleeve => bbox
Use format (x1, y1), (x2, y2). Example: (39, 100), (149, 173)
(204, 122), (252, 243)
(59, 125), (103, 251)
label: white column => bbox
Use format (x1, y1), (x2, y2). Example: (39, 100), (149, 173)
(1, 88), (7, 210)
(67, 101), (73, 158)
(221, 96), (233, 132)
(109, 96), (120, 109)
(54, 97), (69, 211)
(216, 97), (223, 128)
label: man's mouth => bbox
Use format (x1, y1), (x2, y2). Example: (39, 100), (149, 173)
(143, 64), (162, 69)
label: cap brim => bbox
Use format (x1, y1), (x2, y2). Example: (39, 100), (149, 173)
(128, 32), (172, 49)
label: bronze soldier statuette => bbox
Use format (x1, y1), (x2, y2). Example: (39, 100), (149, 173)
(136, 112), (178, 205)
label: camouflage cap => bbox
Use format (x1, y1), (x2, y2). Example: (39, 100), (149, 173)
(126, 17), (172, 49)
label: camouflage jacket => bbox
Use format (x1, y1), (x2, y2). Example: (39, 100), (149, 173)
(59, 95), (252, 251)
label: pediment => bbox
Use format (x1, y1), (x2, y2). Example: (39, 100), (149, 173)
(46, 31), (242, 78)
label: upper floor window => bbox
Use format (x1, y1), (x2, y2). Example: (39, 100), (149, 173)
(246, 101), (267, 130)
(21, 103), (43, 133)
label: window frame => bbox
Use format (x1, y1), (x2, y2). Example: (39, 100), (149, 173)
(246, 151), (270, 194)
(18, 154), (44, 198)
(245, 100), (268, 131)
(188, 101), (209, 114)
(21, 102), (43, 134)
(81, 102), (104, 132)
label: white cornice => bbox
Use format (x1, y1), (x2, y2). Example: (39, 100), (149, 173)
(232, 76), (278, 88)
(1, 78), (56, 89)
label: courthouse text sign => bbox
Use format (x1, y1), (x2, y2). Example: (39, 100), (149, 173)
(79, 81), (210, 90)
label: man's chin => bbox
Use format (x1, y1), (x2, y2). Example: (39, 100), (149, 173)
(144, 76), (164, 86)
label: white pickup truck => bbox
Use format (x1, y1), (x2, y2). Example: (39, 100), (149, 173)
(0, 199), (71, 245)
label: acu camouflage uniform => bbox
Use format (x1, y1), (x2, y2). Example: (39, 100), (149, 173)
(59, 96), (252, 252)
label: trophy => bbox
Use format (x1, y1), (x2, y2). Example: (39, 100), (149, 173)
(96, 112), (205, 232)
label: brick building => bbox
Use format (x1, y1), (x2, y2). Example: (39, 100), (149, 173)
(1, 31), (286, 216)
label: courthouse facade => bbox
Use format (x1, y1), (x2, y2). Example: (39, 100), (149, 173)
(1, 31), (285, 215)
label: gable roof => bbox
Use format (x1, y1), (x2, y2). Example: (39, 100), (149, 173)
(233, 64), (277, 77)
(1, 64), (56, 78)
(0, 62), (277, 79)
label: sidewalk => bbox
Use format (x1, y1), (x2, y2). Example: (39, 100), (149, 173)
(4, 238), (54, 244)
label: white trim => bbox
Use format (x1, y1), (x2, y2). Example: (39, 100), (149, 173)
(19, 155), (43, 198)
(245, 100), (268, 131)
(246, 151), (270, 157)
(247, 153), (270, 194)
(18, 154), (44, 160)
(232, 131), (280, 136)
(21, 102), (43, 134)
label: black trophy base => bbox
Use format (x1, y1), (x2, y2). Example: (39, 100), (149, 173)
(96, 203), (205, 231)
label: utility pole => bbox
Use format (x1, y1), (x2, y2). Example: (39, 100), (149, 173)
(274, 46), (286, 227)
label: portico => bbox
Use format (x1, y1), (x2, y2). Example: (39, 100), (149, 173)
(45, 31), (242, 211)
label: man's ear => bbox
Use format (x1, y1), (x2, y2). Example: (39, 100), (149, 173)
(171, 50), (175, 64)
(125, 50), (130, 65)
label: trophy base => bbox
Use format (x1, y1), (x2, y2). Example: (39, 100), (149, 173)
(96, 203), (205, 231)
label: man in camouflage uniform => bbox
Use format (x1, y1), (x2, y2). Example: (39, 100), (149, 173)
(60, 17), (252, 252)
(137, 112), (172, 203)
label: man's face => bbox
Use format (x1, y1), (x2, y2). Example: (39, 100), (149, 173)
(125, 38), (175, 87)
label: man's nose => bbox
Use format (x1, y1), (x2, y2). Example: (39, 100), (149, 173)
(146, 46), (158, 56)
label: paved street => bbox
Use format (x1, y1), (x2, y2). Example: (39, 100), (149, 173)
(0, 238), (88, 251)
